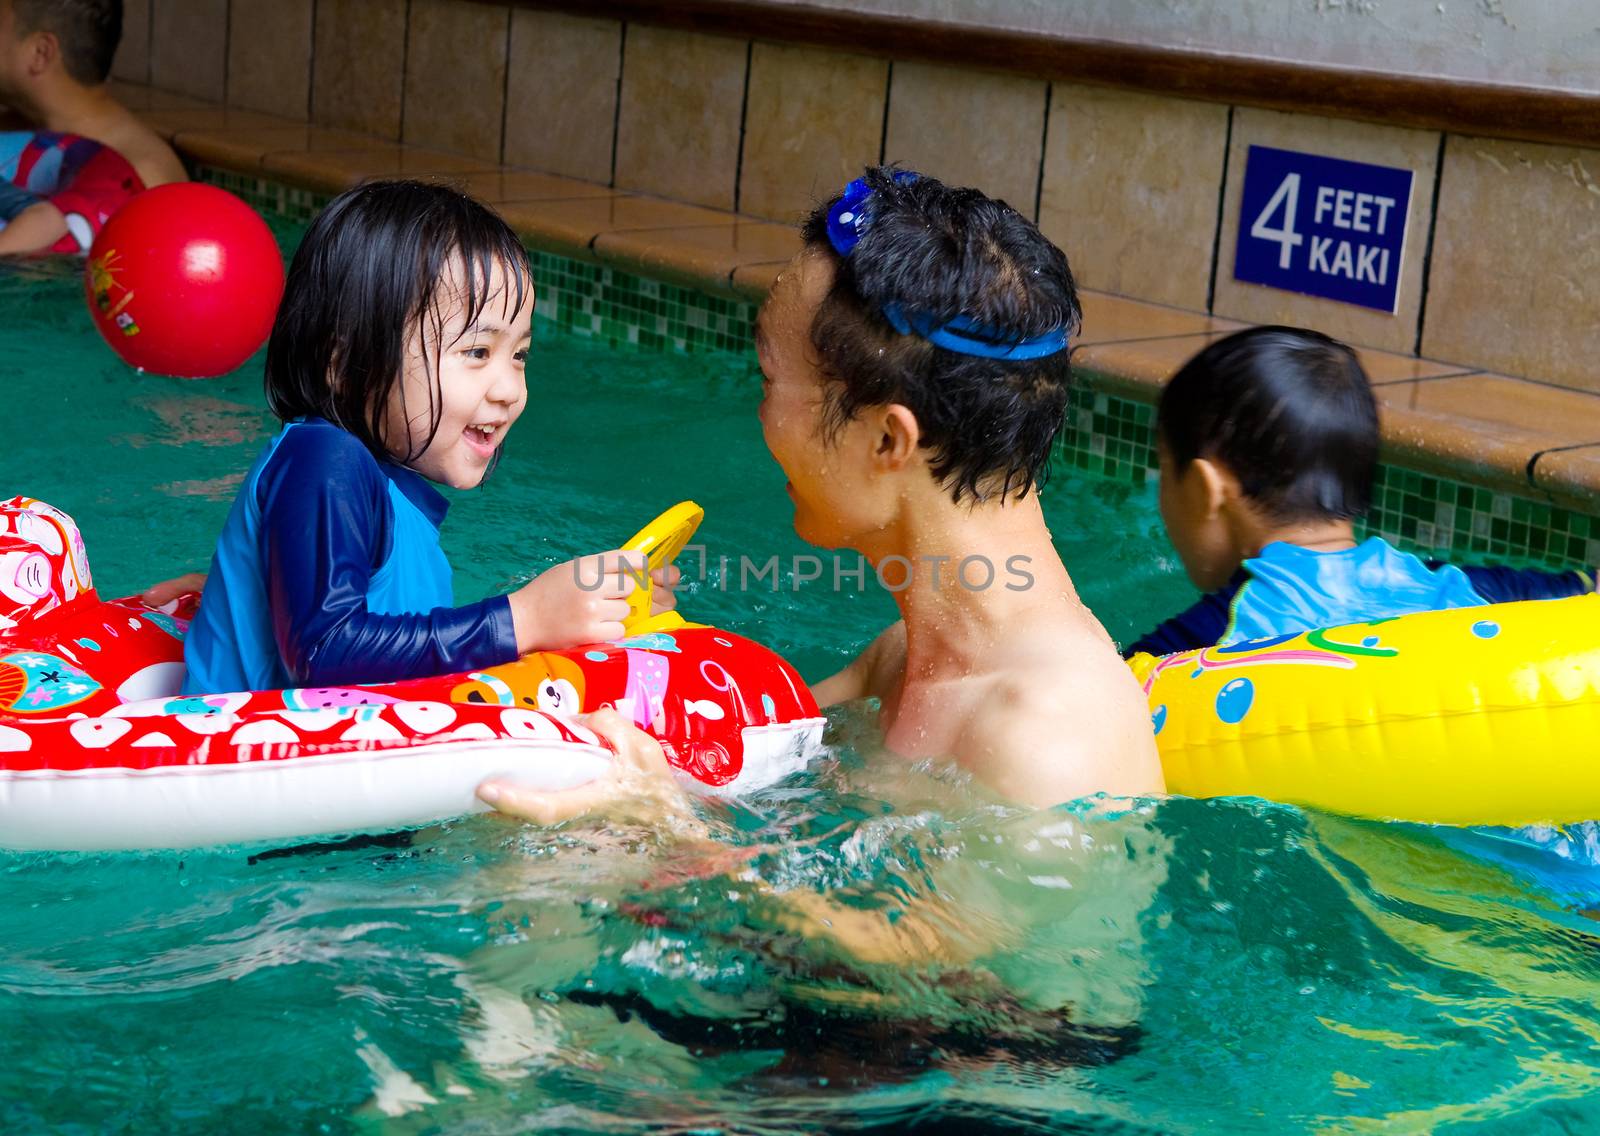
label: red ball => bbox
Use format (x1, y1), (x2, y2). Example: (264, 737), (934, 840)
(83, 184), (284, 379)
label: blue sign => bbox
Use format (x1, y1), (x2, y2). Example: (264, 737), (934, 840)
(1233, 145), (1414, 313)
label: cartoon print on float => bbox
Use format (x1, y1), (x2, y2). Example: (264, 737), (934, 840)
(453, 652), (589, 715)
(0, 651), (102, 713)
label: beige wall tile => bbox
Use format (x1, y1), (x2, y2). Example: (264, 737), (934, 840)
(594, 220), (800, 295)
(403, 0), (510, 162)
(1421, 136), (1600, 392)
(226, 0), (312, 120)
(504, 10), (621, 184)
(1077, 291), (1243, 345)
(113, 0), (152, 84)
(1039, 86), (1227, 311)
(312, 0), (407, 139)
(1212, 107), (1440, 354)
(149, 0), (226, 103)
(882, 61), (1047, 217)
(614, 26), (747, 211)
(739, 42), (888, 223)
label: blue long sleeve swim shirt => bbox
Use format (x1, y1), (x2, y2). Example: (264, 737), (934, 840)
(182, 418), (518, 693)
(1125, 537), (1593, 658)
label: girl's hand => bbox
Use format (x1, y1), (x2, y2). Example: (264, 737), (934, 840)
(508, 550), (646, 652)
(649, 564), (680, 616)
(476, 707), (699, 829)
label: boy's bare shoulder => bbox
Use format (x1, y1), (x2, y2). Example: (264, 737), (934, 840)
(85, 103), (187, 187)
(107, 117), (187, 187)
(956, 616), (1164, 806)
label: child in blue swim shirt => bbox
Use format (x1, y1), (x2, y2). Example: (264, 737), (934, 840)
(184, 181), (668, 694)
(1125, 325), (1591, 658)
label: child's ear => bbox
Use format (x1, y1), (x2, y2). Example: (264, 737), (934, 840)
(26, 30), (58, 77)
(1188, 457), (1234, 519)
(873, 404), (921, 470)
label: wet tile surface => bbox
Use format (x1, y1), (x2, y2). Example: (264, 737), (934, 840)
(1422, 135), (1600, 392)
(504, 10), (622, 185)
(311, 0), (407, 139)
(613, 26), (748, 211)
(402, 0), (510, 163)
(226, 0), (313, 121)
(1040, 85), (1228, 311)
(739, 42), (888, 223)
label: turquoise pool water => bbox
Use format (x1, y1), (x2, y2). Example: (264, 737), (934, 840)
(4, 237), (1600, 1134)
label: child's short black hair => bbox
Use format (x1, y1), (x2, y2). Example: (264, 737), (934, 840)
(800, 166), (1080, 504)
(1159, 326), (1377, 522)
(15, 0), (121, 84)
(265, 179), (531, 467)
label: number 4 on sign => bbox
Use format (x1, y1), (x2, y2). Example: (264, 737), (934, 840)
(1250, 173), (1303, 270)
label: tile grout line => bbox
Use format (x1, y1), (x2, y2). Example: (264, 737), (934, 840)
(1412, 132), (1449, 356)
(306, 0), (318, 122)
(1204, 104), (1234, 314)
(498, 6), (513, 165)
(609, 22), (627, 188)
(1032, 81), (1051, 224)
(1368, 368), (1481, 387)
(221, 0), (232, 106)
(732, 40), (753, 213)
(397, 0), (413, 144)
(1526, 442), (1600, 492)
(878, 60), (893, 165)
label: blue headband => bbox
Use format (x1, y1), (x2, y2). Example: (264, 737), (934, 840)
(825, 173), (1070, 361)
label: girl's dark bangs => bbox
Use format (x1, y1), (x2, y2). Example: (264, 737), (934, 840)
(453, 222), (533, 338)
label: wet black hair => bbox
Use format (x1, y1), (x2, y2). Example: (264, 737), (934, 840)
(800, 165), (1080, 504)
(1158, 325), (1377, 522)
(265, 179), (532, 468)
(14, 0), (121, 84)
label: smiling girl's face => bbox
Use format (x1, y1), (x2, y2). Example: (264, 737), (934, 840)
(383, 255), (534, 490)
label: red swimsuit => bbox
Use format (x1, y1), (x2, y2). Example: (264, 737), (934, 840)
(1, 130), (145, 254)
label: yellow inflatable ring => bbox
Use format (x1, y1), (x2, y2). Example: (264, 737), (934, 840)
(1130, 593), (1600, 826)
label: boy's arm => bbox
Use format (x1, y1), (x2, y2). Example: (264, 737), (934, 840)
(811, 621), (904, 706)
(0, 199), (68, 255)
(1456, 564), (1595, 605)
(1122, 583), (1238, 658)
(954, 668), (1166, 808)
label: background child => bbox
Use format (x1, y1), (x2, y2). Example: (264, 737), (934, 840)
(184, 180), (668, 694)
(1126, 325), (1591, 657)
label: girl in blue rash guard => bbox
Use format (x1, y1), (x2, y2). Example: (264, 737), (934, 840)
(184, 181), (665, 695)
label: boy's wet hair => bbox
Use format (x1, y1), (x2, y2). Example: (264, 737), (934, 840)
(265, 179), (531, 469)
(1159, 326), (1377, 522)
(801, 166), (1080, 504)
(14, 0), (121, 85)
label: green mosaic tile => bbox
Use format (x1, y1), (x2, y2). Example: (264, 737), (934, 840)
(1361, 462), (1600, 569)
(1055, 387), (1158, 487)
(193, 164), (331, 225)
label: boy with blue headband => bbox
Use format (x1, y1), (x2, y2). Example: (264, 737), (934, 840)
(771, 166), (1163, 807)
(485, 166), (1163, 826)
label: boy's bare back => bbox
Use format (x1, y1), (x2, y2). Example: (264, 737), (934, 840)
(57, 98), (185, 188)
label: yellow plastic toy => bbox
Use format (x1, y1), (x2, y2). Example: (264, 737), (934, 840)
(1130, 593), (1600, 826)
(620, 500), (705, 637)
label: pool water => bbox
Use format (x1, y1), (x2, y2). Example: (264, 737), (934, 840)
(4, 236), (1600, 1134)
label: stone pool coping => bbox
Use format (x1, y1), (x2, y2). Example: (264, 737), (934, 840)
(111, 80), (1600, 517)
